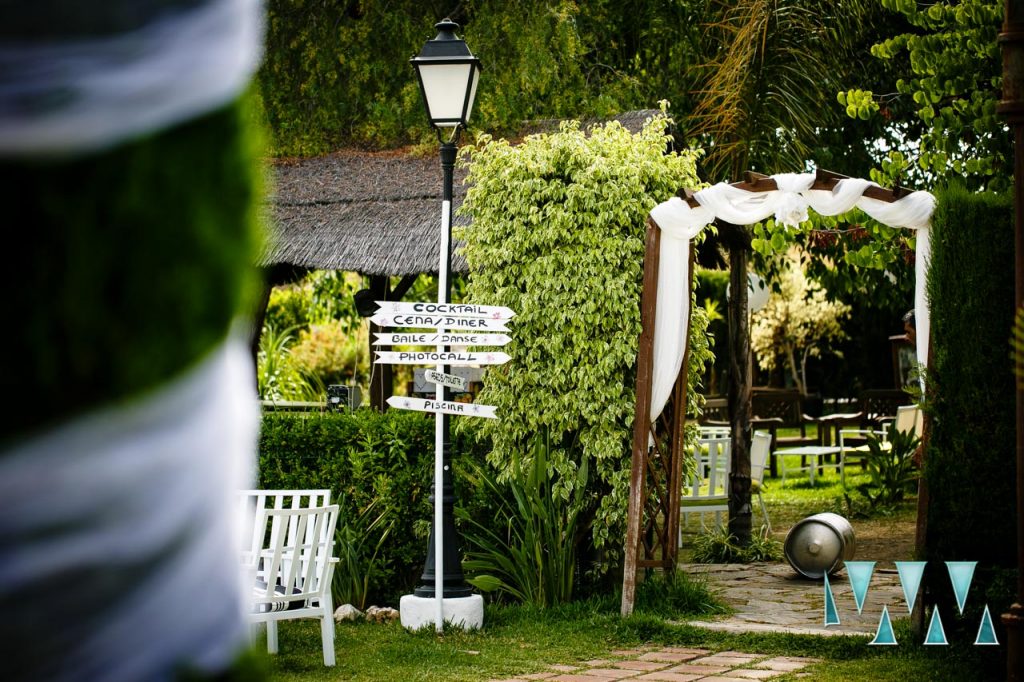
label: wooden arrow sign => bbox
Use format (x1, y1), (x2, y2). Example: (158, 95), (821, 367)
(424, 369), (468, 391)
(373, 332), (512, 346)
(387, 396), (497, 419)
(375, 301), (515, 320)
(369, 313), (510, 332)
(374, 351), (511, 366)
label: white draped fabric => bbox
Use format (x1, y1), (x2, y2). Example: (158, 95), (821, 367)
(0, 338), (258, 682)
(0, 0), (263, 155)
(647, 173), (936, 428)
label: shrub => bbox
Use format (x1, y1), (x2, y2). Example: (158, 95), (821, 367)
(457, 110), (711, 568)
(256, 324), (324, 401)
(290, 319), (369, 387)
(924, 184), (1014, 636)
(458, 429), (589, 607)
(842, 425), (920, 517)
(924, 184), (1014, 566)
(258, 410), (490, 605)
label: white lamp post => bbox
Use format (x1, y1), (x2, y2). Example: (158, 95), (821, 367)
(403, 18), (482, 633)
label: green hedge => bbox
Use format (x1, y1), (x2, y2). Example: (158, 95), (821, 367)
(925, 184), (1015, 568)
(258, 409), (489, 605)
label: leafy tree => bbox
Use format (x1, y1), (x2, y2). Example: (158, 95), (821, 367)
(257, 1), (637, 155)
(750, 252), (851, 395)
(838, 0), (1008, 191)
(456, 111), (712, 562)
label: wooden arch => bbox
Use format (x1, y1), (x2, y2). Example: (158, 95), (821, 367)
(620, 168), (909, 616)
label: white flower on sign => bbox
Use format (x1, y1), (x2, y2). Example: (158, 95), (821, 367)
(774, 192), (809, 228)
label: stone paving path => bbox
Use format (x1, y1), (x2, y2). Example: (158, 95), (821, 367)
(490, 647), (820, 682)
(678, 562), (905, 636)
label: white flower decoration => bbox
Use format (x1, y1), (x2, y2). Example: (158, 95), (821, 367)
(774, 192), (809, 228)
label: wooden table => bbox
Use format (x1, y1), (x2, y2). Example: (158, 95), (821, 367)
(815, 412), (864, 446)
(775, 445), (842, 486)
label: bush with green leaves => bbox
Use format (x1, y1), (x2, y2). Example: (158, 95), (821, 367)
(457, 110), (712, 565)
(331, 493), (394, 611)
(258, 410), (490, 605)
(925, 184), (1015, 566)
(458, 429), (588, 607)
(256, 324), (324, 401)
(842, 424), (920, 517)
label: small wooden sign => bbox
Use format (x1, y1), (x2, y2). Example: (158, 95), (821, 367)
(424, 369), (468, 391)
(374, 351), (511, 366)
(370, 313), (510, 332)
(373, 332), (511, 346)
(375, 301), (515, 320)
(386, 396), (498, 419)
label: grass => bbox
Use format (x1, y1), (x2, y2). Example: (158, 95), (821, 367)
(262, 425), (964, 680)
(259, 604), (1003, 681)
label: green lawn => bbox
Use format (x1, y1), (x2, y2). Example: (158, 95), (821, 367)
(263, 427), (954, 680)
(260, 602), (1002, 681)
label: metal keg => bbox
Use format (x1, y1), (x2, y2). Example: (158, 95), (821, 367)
(784, 512), (856, 579)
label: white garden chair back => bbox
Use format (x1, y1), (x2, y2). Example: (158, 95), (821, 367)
(238, 489), (332, 558)
(244, 505), (340, 666)
(894, 404), (923, 437)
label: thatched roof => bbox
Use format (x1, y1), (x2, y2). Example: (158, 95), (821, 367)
(262, 150), (470, 276)
(261, 110), (666, 277)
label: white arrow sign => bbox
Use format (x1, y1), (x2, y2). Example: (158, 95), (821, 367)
(374, 351), (511, 366)
(373, 332), (512, 346)
(424, 369), (468, 391)
(370, 313), (510, 332)
(387, 396), (497, 419)
(375, 301), (515, 320)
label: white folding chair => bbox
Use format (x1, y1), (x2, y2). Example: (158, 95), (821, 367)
(244, 505), (340, 666)
(839, 428), (887, 486)
(238, 489), (333, 559)
(750, 431), (773, 532)
(681, 430), (731, 536)
(894, 404), (923, 437)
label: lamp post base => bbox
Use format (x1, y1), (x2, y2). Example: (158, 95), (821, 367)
(399, 594), (484, 632)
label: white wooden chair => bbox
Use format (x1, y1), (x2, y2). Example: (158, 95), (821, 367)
(238, 489), (333, 558)
(681, 429), (732, 535)
(243, 505), (340, 666)
(750, 431), (773, 532)
(894, 404), (923, 436)
(839, 428), (887, 486)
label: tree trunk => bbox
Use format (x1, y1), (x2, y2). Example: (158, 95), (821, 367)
(724, 222), (753, 546)
(785, 343), (803, 395)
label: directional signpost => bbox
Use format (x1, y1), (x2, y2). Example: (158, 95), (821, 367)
(373, 298), (515, 632)
(374, 351), (511, 366)
(386, 395), (497, 419)
(375, 300), (516, 319)
(369, 313), (511, 332)
(373, 332), (511, 346)
(424, 369), (468, 391)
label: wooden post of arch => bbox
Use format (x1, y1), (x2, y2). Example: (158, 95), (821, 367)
(621, 216), (696, 617)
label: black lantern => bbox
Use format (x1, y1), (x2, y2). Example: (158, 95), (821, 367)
(410, 19), (482, 137)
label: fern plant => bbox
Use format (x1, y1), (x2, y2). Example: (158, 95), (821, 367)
(844, 423), (920, 515)
(457, 429), (588, 607)
(331, 495), (395, 611)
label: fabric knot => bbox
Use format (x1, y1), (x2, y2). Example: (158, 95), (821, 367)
(774, 192), (809, 228)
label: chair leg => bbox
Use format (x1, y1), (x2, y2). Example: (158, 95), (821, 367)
(757, 492), (771, 533)
(320, 593), (336, 666)
(266, 621), (278, 654)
